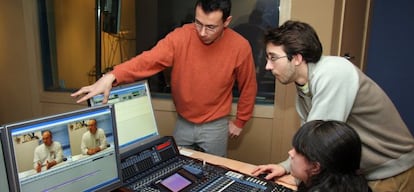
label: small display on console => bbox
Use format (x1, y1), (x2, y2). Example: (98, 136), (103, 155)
(160, 173), (192, 192)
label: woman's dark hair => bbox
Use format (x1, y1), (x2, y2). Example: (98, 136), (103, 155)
(195, 0), (231, 22)
(293, 120), (370, 192)
(264, 20), (322, 63)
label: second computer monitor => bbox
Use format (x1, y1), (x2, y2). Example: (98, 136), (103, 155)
(88, 80), (160, 153)
(0, 128), (10, 192)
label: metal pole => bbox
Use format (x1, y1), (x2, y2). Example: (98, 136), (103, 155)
(95, 0), (102, 81)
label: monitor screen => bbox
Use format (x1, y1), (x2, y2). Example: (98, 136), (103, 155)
(3, 105), (122, 192)
(0, 129), (11, 192)
(88, 80), (159, 153)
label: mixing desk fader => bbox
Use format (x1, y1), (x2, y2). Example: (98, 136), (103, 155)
(119, 136), (294, 192)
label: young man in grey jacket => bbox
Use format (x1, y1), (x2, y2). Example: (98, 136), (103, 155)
(252, 20), (414, 192)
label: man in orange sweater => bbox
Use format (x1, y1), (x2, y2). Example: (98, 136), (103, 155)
(71, 0), (257, 157)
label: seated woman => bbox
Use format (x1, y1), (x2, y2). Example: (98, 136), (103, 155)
(252, 120), (371, 192)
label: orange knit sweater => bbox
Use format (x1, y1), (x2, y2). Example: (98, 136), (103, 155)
(111, 24), (257, 128)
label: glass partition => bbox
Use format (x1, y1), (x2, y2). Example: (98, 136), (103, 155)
(39, 0), (280, 104)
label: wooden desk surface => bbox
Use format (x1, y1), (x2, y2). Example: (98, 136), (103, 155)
(180, 148), (297, 191)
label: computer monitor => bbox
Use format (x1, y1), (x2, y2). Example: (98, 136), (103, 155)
(2, 105), (122, 192)
(0, 128), (11, 192)
(88, 80), (159, 153)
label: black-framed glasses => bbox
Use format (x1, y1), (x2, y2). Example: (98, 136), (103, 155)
(266, 55), (288, 62)
(194, 20), (219, 33)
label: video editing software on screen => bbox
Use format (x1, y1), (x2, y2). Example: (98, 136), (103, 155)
(89, 80), (159, 152)
(2, 105), (122, 192)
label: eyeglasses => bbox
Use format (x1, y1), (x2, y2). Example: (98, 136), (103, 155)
(194, 20), (219, 34)
(266, 55), (288, 62)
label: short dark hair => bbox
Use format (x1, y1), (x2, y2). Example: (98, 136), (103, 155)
(265, 20), (322, 63)
(42, 130), (52, 137)
(195, 0), (232, 22)
(292, 120), (370, 191)
(293, 120), (361, 174)
(88, 119), (97, 125)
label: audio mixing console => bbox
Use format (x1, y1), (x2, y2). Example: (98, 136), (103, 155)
(120, 136), (294, 192)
